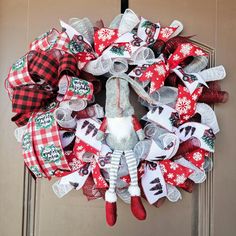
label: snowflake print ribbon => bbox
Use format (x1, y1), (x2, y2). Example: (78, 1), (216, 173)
(129, 42), (207, 94)
(139, 60), (170, 93)
(158, 26), (179, 42)
(159, 160), (194, 186)
(94, 28), (119, 55)
(175, 85), (203, 123)
(184, 148), (209, 171)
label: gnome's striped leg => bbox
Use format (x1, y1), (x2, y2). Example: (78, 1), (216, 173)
(124, 150), (146, 221)
(124, 150), (138, 187)
(106, 150), (122, 202)
(105, 149), (122, 227)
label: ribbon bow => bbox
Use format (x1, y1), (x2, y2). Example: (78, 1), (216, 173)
(129, 42), (208, 94)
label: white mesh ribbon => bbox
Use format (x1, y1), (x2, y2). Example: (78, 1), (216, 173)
(118, 9), (140, 35)
(109, 58), (128, 75)
(198, 65), (226, 82)
(68, 17), (94, 44)
(84, 53), (112, 75)
(14, 125), (27, 142)
(166, 184), (182, 202)
(109, 14), (123, 29)
(184, 56), (209, 73)
(134, 133), (179, 161)
(155, 86), (178, 105)
(129, 47), (155, 65)
(54, 107), (76, 129)
(196, 103), (220, 134)
(169, 20), (184, 38)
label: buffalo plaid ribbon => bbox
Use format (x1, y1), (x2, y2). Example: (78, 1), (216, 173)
(28, 50), (79, 88)
(28, 50), (59, 88)
(11, 113), (32, 127)
(58, 53), (79, 78)
(12, 85), (55, 114)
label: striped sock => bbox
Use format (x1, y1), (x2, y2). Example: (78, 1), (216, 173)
(108, 150), (123, 192)
(124, 150), (138, 186)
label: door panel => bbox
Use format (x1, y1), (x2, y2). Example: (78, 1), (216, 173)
(0, 1), (235, 236)
(0, 1), (28, 236)
(214, 1), (236, 236)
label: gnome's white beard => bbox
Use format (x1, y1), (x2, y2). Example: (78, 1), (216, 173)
(107, 116), (133, 141)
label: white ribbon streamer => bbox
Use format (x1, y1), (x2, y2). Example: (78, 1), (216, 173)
(198, 65), (226, 82)
(118, 9), (140, 35)
(196, 103), (220, 134)
(183, 56), (209, 73)
(54, 107), (77, 128)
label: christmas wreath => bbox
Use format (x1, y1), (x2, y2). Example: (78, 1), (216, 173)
(5, 9), (228, 226)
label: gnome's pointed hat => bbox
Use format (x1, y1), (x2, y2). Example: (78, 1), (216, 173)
(105, 74), (156, 117)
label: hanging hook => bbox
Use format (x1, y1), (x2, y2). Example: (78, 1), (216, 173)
(121, 0), (129, 13)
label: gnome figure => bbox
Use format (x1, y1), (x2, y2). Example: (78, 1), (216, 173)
(97, 75), (155, 226)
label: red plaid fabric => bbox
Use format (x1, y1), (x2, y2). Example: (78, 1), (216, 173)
(22, 119), (46, 178)
(32, 110), (71, 178)
(53, 31), (70, 53)
(7, 54), (36, 88)
(30, 28), (59, 52)
(11, 113), (32, 127)
(28, 50), (59, 88)
(58, 53), (79, 78)
(12, 85), (55, 114)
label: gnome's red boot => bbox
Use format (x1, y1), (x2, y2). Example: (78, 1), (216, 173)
(129, 185), (146, 220)
(105, 190), (117, 226)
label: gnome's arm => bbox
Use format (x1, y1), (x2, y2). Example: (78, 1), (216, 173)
(96, 117), (107, 141)
(132, 115), (145, 141)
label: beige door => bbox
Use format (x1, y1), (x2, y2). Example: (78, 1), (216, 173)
(0, 0), (235, 235)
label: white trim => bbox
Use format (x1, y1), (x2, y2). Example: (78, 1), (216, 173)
(128, 185), (140, 196)
(105, 190), (117, 203)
